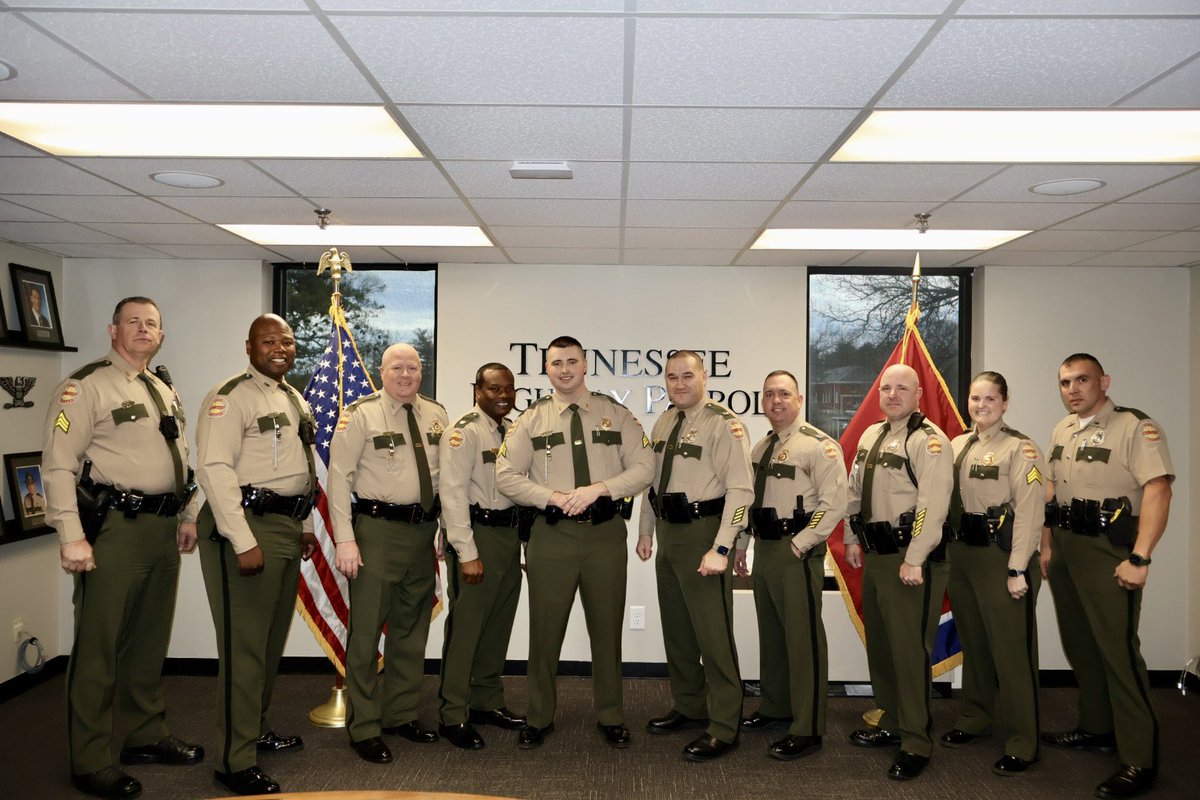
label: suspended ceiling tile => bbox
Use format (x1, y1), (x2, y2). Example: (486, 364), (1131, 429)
(254, 159), (459, 199)
(958, 0), (1200, 15)
(0, 15), (143, 101)
(85, 222), (248, 245)
(992, 229), (1165, 251)
(625, 200), (777, 229)
(958, 165), (1194, 203)
(470, 198), (621, 227)
(27, 10), (378, 101)
(794, 164), (1006, 202)
(381, 246), (508, 264)
(959, 250), (1101, 267)
(931, 201), (1101, 229)
(0, 199), (58, 222)
(736, 250), (857, 266)
(3, 195), (196, 223)
(1075, 251), (1197, 267)
(0, 158), (133, 195)
(488, 226), (620, 249)
(1123, 231), (1200, 251)
(842, 250), (982, 267)
(1053, 203), (1200, 231)
(150, 243), (285, 260)
(623, 227), (757, 250)
(772, 201), (932, 228)
(1119, 170), (1200, 203)
(401, 106), (624, 162)
(36, 242), (172, 258)
(504, 247), (621, 264)
(267, 245), (398, 263)
(1119, 57), (1200, 108)
(444, 161), (622, 200)
(321, 1), (621, 9)
(630, 108), (858, 163)
(881, 17), (1200, 107)
(622, 249), (741, 267)
(332, 13), (625, 105)
(0, 221), (124, 243)
(151, 196), (318, 224)
(626, 162), (813, 201)
(62, 158), (297, 197)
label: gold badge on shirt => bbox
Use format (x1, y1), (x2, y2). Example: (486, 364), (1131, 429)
(431, 420), (443, 435)
(980, 452), (995, 467)
(600, 417), (612, 431)
(776, 450), (789, 463)
(684, 428), (698, 443)
(1090, 430), (1105, 446)
(886, 439), (899, 452)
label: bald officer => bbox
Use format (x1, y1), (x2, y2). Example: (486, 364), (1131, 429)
(496, 335), (654, 750)
(437, 363), (526, 750)
(196, 314), (318, 797)
(736, 370), (846, 762)
(44, 296), (202, 799)
(638, 350), (754, 762)
(330, 343), (448, 763)
(844, 363), (953, 781)
(1041, 354), (1173, 800)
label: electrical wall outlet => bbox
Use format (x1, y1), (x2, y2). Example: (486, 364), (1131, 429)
(629, 606), (646, 630)
(12, 618), (25, 643)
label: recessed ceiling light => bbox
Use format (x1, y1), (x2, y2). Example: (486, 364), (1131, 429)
(219, 224), (492, 248)
(0, 102), (422, 158)
(833, 110), (1200, 163)
(751, 228), (1030, 250)
(151, 171), (224, 189)
(0, 60), (15, 82)
(1029, 179), (1106, 196)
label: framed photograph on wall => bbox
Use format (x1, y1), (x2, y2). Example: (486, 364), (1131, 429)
(0, 287), (8, 343)
(9, 263), (64, 347)
(3, 451), (53, 542)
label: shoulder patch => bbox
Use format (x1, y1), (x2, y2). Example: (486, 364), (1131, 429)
(454, 411), (480, 428)
(1020, 441), (1039, 461)
(1140, 421), (1162, 444)
(69, 359), (111, 381)
(335, 415), (351, 433)
(925, 437), (943, 456)
(1000, 425), (1030, 440)
(59, 381), (82, 405)
(821, 439), (841, 462)
(448, 428), (465, 448)
(419, 393), (445, 411)
(729, 419), (746, 440)
(704, 401), (735, 420)
(217, 373), (251, 396)
(207, 397), (229, 418)
(1114, 405), (1150, 421)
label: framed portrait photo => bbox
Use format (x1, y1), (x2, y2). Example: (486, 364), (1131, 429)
(4, 451), (53, 541)
(9, 263), (64, 347)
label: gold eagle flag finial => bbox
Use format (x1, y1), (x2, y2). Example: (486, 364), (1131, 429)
(317, 248), (353, 322)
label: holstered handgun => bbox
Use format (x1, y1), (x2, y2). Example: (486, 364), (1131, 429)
(987, 503), (1015, 551)
(517, 506), (537, 541)
(1100, 496), (1135, 548)
(75, 460), (112, 545)
(848, 513), (868, 550)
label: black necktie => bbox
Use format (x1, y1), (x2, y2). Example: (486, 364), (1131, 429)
(752, 431), (778, 511)
(568, 403), (591, 488)
(859, 423), (893, 523)
(404, 402), (434, 511)
(948, 431), (980, 531)
(136, 372), (185, 494)
(656, 410), (686, 499)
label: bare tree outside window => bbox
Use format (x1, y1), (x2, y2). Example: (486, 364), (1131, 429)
(274, 265), (437, 397)
(807, 269), (968, 439)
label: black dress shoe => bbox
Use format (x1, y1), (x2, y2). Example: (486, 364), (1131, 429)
(992, 755), (1035, 776)
(255, 731), (304, 752)
(1041, 729), (1117, 752)
(71, 767), (142, 799)
(517, 724), (554, 750)
(120, 735), (205, 765)
(468, 706), (527, 730)
(887, 752), (930, 780)
(646, 710), (708, 735)
(683, 733), (737, 762)
(598, 723), (632, 749)
(381, 721), (439, 743)
(439, 723), (485, 750)
(350, 736), (393, 763)
(850, 727), (902, 747)
(213, 766), (280, 795)
(741, 711), (793, 731)
(1095, 765), (1157, 799)
(940, 728), (980, 748)
(768, 735), (822, 761)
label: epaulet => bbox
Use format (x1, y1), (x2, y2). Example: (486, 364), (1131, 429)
(454, 411), (480, 428)
(1113, 406), (1149, 420)
(217, 373), (252, 395)
(703, 401), (735, 419)
(69, 359), (110, 381)
(1000, 424), (1030, 440)
(796, 424), (827, 440)
(516, 395), (552, 418)
(345, 393), (379, 411)
(419, 393), (446, 411)
(588, 390), (620, 406)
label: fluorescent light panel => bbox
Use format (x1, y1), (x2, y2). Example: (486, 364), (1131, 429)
(220, 224), (492, 247)
(833, 110), (1200, 163)
(752, 228), (1029, 250)
(0, 102), (421, 158)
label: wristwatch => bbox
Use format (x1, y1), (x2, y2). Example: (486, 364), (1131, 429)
(1007, 569), (1026, 578)
(1128, 552), (1152, 567)
(713, 545), (730, 556)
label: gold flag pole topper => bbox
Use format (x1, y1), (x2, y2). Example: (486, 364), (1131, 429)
(308, 212), (353, 727)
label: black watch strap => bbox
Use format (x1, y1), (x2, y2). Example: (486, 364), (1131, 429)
(1128, 553), (1151, 567)
(1007, 569), (1027, 577)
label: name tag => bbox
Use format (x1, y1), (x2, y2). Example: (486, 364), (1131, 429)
(111, 403), (149, 425)
(427, 432), (442, 445)
(591, 430), (622, 446)
(373, 433), (404, 449)
(1076, 446), (1110, 464)
(257, 413), (291, 433)
(482, 449), (498, 464)
(759, 463), (796, 480)
(1049, 445), (1063, 462)
(876, 452), (907, 470)
(531, 432), (566, 449)
(677, 443), (703, 460)
(969, 464), (1000, 480)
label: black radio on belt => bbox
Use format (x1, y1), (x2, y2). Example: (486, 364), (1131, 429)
(517, 506), (537, 541)
(241, 485), (317, 521)
(298, 419), (317, 446)
(1048, 495), (1136, 548)
(657, 491), (693, 525)
(158, 415), (181, 440)
(750, 497), (812, 540)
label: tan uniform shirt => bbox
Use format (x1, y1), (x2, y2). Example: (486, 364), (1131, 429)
(1046, 398), (1174, 514)
(196, 364), (317, 554)
(326, 391), (448, 544)
(43, 349), (195, 545)
(750, 418), (848, 554)
(638, 401), (755, 552)
(951, 422), (1046, 572)
(847, 415), (953, 566)
(495, 391), (653, 509)
(440, 405), (513, 562)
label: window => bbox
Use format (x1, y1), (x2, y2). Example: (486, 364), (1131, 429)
(272, 264), (437, 396)
(807, 267), (971, 439)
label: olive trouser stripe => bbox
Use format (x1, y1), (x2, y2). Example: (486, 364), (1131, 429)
(65, 571), (86, 773)
(216, 532), (235, 772)
(1025, 582), (1041, 759)
(1126, 590), (1160, 769)
(715, 571), (745, 736)
(918, 563), (934, 745)
(802, 558), (822, 739)
(438, 551), (461, 670)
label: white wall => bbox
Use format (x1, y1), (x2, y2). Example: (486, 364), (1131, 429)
(976, 265), (1192, 669)
(0, 243), (67, 682)
(1190, 267), (1200, 664)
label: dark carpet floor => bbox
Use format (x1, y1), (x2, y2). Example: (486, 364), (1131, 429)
(1, 673), (1196, 799)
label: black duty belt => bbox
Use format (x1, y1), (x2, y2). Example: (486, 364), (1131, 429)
(1046, 496), (1136, 546)
(649, 490), (725, 524)
(750, 507), (813, 540)
(355, 497), (441, 525)
(470, 504), (518, 528)
(537, 495), (633, 526)
(946, 512), (993, 546)
(107, 487), (184, 518)
(241, 485), (317, 521)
